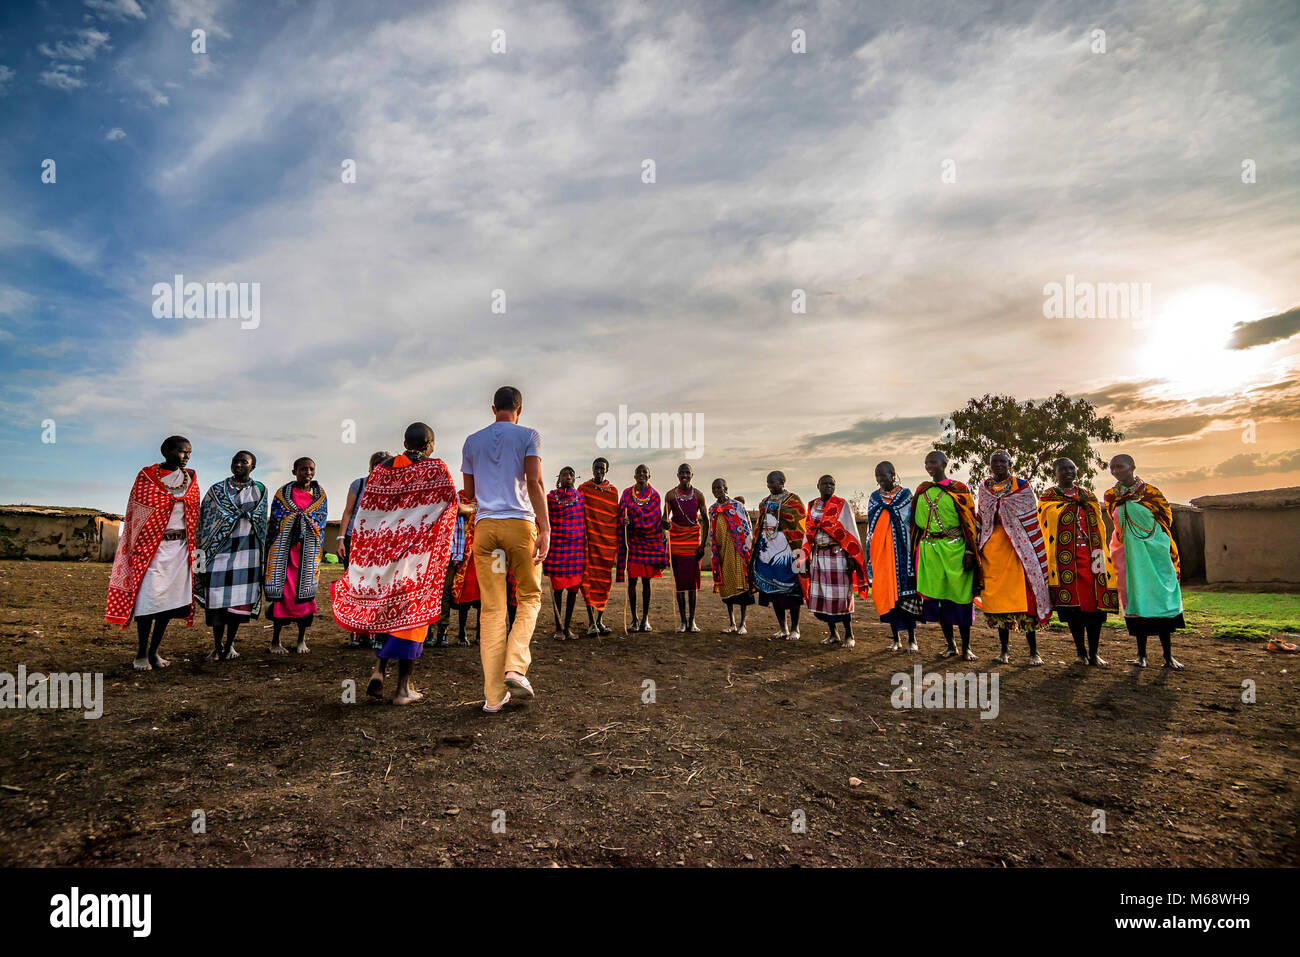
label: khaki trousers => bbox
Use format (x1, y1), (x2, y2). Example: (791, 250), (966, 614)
(473, 518), (542, 703)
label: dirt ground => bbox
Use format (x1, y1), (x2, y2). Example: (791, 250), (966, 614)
(0, 560), (1295, 867)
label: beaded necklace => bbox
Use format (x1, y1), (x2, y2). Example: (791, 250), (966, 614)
(1116, 485), (1157, 539)
(154, 464), (191, 497)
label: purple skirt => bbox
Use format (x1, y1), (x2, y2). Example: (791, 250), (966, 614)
(920, 598), (973, 627)
(377, 634), (425, 660)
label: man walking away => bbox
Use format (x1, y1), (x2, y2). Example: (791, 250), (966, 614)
(461, 386), (550, 712)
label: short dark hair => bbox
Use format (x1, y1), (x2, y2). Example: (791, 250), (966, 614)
(160, 435), (189, 456)
(369, 450), (389, 469)
(293, 456), (315, 470)
(233, 449), (257, 467)
(493, 386), (522, 412)
(404, 422), (434, 451)
(593, 456), (610, 469)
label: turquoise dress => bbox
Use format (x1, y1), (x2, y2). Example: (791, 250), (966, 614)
(1116, 499), (1183, 626)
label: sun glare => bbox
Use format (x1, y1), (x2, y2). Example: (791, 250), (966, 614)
(1141, 285), (1271, 397)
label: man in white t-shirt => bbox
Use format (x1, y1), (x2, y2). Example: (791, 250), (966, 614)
(461, 385), (551, 712)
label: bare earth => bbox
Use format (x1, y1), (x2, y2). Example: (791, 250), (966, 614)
(0, 560), (1295, 867)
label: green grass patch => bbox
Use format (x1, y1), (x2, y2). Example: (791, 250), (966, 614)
(1181, 591), (1300, 639)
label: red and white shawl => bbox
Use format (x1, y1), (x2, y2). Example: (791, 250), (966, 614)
(106, 465), (201, 627)
(977, 477), (1051, 622)
(330, 455), (458, 634)
(797, 495), (866, 594)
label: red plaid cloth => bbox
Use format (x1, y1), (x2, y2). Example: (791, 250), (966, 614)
(617, 485), (668, 580)
(808, 547), (854, 616)
(543, 487), (586, 580)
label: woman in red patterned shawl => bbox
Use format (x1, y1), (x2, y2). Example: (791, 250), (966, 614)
(1037, 457), (1119, 667)
(332, 423), (458, 705)
(106, 435), (201, 671)
(544, 466), (586, 640)
(578, 457), (619, 636)
(617, 464), (669, 633)
(796, 474), (865, 648)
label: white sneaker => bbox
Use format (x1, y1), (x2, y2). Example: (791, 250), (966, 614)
(483, 691), (511, 713)
(504, 673), (535, 699)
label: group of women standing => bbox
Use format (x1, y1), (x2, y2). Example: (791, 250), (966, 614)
(106, 436), (329, 667)
(674, 449), (1185, 669)
(107, 437), (1187, 673)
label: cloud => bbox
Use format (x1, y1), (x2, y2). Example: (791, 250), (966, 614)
(38, 28), (112, 62)
(167, 0), (232, 40)
(800, 416), (943, 451)
(38, 64), (87, 90)
(105, 127), (126, 141)
(0, 65), (13, 95)
(1228, 305), (1300, 349)
(85, 0), (147, 20)
(1124, 413), (1220, 440)
(1211, 449), (1300, 478)
(115, 60), (170, 107)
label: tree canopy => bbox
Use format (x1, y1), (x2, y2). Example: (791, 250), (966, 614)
(933, 393), (1124, 489)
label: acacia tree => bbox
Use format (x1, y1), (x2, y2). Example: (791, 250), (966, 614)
(933, 393), (1123, 489)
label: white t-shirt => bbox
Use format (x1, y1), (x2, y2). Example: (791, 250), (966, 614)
(460, 421), (542, 522)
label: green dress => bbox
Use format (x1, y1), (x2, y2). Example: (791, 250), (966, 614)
(915, 487), (974, 603)
(1116, 500), (1183, 620)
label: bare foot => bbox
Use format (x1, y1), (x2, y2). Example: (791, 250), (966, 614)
(565, 629), (579, 640)
(133, 657), (152, 671)
(1075, 655), (1089, 665)
(269, 642), (289, 656)
(366, 676), (384, 700)
(908, 640), (919, 654)
(393, 688), (425, 705)
(736, 625), (748, 635)
(890, 639), (901, 652)
(994, 652), (1011, 664)
(207, 649), (223, 662)
(641, 619), (654, 633)
(939, 646), (958, 659)
(150, 655), (170, 669)
(723, 625), (737, 634)
(1090, 655), (1108, 667)
(787, 629), (801, 641)
(295, 641), (310, 655)
(689, 621), (701, 633)
(843, 637), (856, 650)
(225, 646), (240, 660)
(961, 650), (979, 662)
(676, 622), (688, 633)
(1163, 656), (1184, 670)
(770, 630), (789, 640)
(552, 630), (566, 640)
(1028, 654), (1044, 666)
(821, 634), (840, 645)
(1131, 656), (1148, 668)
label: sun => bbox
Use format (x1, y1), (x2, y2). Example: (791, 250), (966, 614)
(1141, 285), (1271, 398)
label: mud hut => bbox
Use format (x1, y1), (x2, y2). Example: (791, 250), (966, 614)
(1188, 486), (1300, 587)
(0, 506), (122, 562)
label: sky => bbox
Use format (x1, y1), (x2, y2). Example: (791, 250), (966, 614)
(0, 0), (1298, 518)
